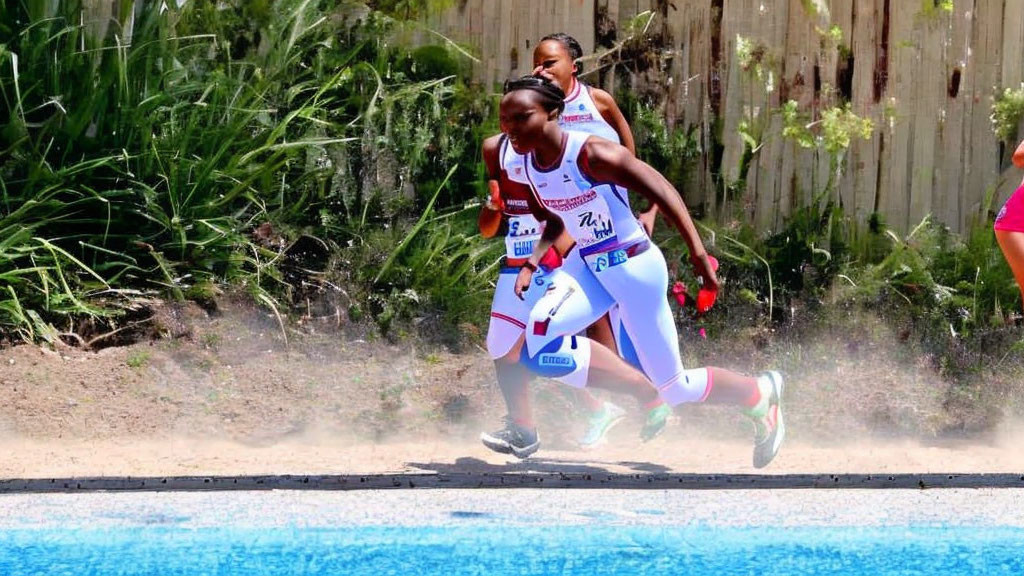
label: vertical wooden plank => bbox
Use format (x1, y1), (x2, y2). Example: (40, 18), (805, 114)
(573, 0), (596, 59)
(935, 2), (970, 229)
(753, 0), (790, 230)
(878, 0), (917, 232)
(963, 0), (1005, 229)
(907, 13), (945, 227)
(718, 0), (753, 191)
(1001, 0), (1024, 90)
(849, 0), (880, 223)
(829, 0), (858, 217)
(493, 0), (510, 86)
(676, 0), (712, 209)
(783, 0), (822, 217)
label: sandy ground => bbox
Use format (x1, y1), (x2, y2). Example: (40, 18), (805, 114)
(2, 301), (1024, 479)
(4, 435), (1024, 478)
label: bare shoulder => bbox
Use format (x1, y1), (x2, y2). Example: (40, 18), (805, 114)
(482, 133), (503, 155)
(588, 87), (621, 112)
(580, 136), (632, 177)
(582, 135), (629, 162)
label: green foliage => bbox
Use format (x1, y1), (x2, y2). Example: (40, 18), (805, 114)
(820, 105), (875, 153)
(782, 100), (874, 154)
(920, 0), (955, 19)
(991, 84), (1024, 142)
(367, 0), (455, 20)
(799, 0), (831, 18)
(0, 0), (491, 342)
(628, 103), (701, 192)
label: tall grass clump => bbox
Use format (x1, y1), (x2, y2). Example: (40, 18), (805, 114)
(1, 0), (496, 343)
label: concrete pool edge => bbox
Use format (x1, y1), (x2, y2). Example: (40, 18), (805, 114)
(3, 472), (1024, 493)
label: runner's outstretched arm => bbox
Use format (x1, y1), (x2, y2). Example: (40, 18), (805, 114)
(579, 136), (718, 291)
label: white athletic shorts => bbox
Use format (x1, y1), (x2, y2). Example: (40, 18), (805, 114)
(526, 242), (692, 397)
(485, 265), (554, 359)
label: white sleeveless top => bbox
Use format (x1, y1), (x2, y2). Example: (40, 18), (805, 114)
(500, 85), (636, 259)
(497, 136), (544, 261)
(559, 81), (620, 144)
(521, 131), (645, 256)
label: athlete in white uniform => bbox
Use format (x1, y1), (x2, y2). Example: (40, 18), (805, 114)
(479, 34), (667, 457)
(501, 76), (786, 468)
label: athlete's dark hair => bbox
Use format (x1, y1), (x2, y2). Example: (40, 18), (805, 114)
(502, 76), (566, 115)
(540, 33), (584, 76)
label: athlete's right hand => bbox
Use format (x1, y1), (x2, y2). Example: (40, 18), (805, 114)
(514, 266), (534, 300)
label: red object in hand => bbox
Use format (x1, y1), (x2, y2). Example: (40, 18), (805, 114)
(696, 255), (720, 313)
(671, 281), (688, 307)
(696, 287), (718, 314)
(488, 179), (505, 211)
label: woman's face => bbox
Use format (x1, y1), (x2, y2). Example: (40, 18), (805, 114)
(499, 90), (553, 154)
(532, 40), (575, 92)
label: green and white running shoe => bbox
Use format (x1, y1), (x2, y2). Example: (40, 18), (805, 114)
(578, 401), (627, 449)
(640, 403), (672, 442)
(745, 371), (786, 469)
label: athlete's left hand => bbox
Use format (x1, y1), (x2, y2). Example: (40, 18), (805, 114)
(514, 266), (534, 300)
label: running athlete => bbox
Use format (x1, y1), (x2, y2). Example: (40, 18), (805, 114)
(499, 76), (785, 468)
(478, 34), (667, 457)
(995, 138), (1024, 307)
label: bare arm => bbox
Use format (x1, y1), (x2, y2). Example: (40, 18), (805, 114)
(580, 137), (718, 289)
(1014, 139), (1024, 169)
(591, 87), (636, 156)
(592, 86), (658, 234)
(480, 135), (503, 237)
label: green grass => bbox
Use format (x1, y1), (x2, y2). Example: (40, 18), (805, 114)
(0, 0), (491, 343)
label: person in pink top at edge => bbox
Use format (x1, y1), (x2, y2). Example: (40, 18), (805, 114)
(478, 34), (669, 458)
(995, 139), (1024, 307)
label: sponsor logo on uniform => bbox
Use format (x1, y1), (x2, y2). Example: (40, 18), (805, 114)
(578, 103), (586, 111)
(593, 220), (614, 240)
(591, 249), (628, 273)
(608, 249), (628, 266)
(578, 212), (615, 241)
(542, 190), (597, 211)
(506, 199), (529, 208)
(513, 240), (533, 257)
(562, 173), (571, 183)
(538, 354), (573, 367)
(561, 113), (595, 123)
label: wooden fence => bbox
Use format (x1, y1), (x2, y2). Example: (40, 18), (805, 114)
(429, 0), (1024, 234)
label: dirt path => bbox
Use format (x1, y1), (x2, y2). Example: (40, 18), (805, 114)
(2, 302), (1023, 478)
(3, 434), (1024, 478)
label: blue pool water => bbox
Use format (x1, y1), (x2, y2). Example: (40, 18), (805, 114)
(2, 524), (1023, 575)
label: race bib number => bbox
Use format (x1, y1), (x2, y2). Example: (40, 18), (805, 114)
(572, 195), (617, 247)
(504, 215), (541, 259)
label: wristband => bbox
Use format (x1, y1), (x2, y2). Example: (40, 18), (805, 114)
(522, 261), (538, 272)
